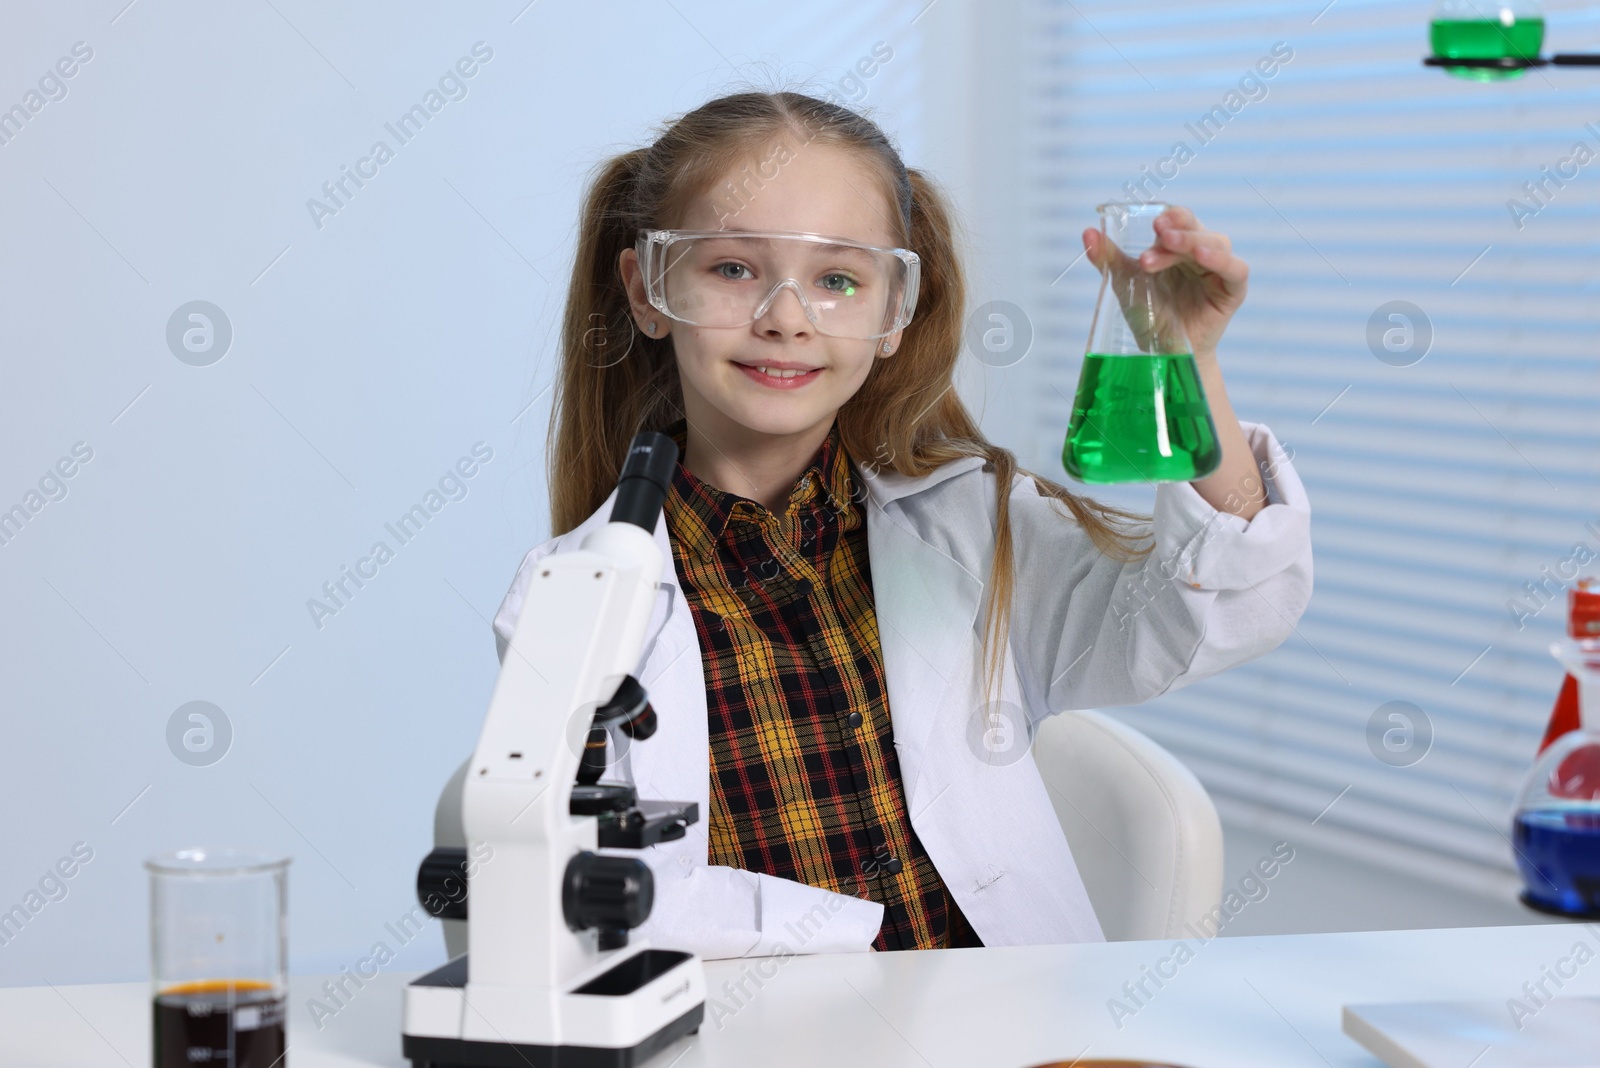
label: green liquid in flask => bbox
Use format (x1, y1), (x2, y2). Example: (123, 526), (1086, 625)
(1430, 17), (1544, 81)
(1062, 353), (1221, 484)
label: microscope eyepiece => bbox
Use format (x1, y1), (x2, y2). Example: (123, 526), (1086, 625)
(608, 431), (678, 532)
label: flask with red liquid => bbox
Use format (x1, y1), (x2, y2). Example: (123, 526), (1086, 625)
(1513, 577), (1600, 916)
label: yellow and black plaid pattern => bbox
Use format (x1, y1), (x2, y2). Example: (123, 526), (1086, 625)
(662, 417), (979, 951)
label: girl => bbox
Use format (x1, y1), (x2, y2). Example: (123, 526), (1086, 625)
(493, 90), (1312, 959)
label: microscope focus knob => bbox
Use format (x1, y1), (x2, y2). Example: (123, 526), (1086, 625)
(562, 851), (653, 943)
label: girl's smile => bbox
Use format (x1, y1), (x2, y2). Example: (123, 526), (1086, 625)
(732, 360), (824, 389)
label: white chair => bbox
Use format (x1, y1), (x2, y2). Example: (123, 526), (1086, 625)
(1029, 708), (1224, 942)
(428, 708), (1223, 954)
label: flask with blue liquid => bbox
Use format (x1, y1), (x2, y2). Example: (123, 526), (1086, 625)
(1513, 577), (1600, 917)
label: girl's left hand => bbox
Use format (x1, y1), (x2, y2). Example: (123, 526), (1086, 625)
(1082, 205), (1249, 359)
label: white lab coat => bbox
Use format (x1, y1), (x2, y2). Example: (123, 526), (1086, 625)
(492, 419), (1312, 959)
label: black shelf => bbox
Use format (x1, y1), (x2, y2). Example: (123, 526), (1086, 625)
(1425, 53), (1600, 69)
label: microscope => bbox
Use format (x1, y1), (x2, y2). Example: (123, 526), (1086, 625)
(401, 431), (706, 1067)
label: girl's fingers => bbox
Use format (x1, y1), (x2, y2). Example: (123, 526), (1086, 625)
(1146, 206), (1224, 268)
(1090, 216), (1248, 294)
(1157, 222), (1231, 255)
(1204, 244), (1250, 289)
(1084, 228), (1141, 279)
(1142, 227), (1228, 266)
(1156, 204), (1203, 232)
(1141, 229), (1246, 288)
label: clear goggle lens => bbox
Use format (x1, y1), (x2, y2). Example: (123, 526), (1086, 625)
(638, 230), (920, 341)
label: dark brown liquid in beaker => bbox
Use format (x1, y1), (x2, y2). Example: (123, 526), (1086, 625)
(153, 979), (286, 1068)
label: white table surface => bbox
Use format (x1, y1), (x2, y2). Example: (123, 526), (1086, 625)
(6, 923), (1598, 1068)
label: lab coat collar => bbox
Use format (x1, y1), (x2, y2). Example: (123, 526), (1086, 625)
(554, 450), (991, 601)
(856, 452), (988, 509)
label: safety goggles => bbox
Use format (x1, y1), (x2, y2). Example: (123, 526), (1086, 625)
(635, 229), (921, 341)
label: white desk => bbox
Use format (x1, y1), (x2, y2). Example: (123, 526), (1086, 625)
(5, 923), (1596, 1067)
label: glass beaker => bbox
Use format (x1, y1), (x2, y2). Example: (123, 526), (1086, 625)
(1430, 0), (1544, 82)
(1063, 202), (1221, 485)
(146, 848), (290, 1068)
(1512, 634), (1600, 917)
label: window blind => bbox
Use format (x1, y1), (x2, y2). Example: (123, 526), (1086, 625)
(1018, 0), (1600, 896)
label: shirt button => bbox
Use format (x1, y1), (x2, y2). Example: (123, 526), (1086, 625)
(847, 711), (864, 729)
(796, 578), (813, 597)
(885, 857), (903, 875)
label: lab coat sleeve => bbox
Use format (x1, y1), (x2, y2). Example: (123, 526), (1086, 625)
(492, 543), (886, 959)
(1007, 418), (1312, 716)
(599, 845), (886, 960)
(492, 542), (547, 666)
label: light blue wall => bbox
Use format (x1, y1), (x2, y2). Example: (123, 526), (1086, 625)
(0, 0), (931, 985)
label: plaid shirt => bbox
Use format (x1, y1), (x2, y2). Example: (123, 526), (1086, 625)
(662, 417), (981, 951)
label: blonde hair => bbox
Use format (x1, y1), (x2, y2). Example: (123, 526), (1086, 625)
(547, 90), (1154, 713)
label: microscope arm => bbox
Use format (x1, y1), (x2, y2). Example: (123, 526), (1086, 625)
(460, 434), (677, 994)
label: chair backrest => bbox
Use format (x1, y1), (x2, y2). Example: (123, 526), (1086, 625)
(1029, 709), (1224, 942)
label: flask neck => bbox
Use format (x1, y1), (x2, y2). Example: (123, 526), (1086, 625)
(1567, 576), (1599, 640)
(1563, 577), (1600, 730)
(1553, 637), (1600, 731)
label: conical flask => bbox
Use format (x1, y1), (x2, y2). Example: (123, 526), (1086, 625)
(1430, 0), (1544, 82)
(1063, 202), (1221, 485)
(1512, 588), (1600, 918)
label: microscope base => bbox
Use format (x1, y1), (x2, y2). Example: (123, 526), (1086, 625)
(401, 1008), (700, 1068)
(402, 952), (705, 1068)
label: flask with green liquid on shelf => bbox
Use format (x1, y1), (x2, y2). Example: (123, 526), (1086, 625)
(1430, 0), (1544, 81)
(1062, 201), (1221, 485)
